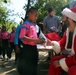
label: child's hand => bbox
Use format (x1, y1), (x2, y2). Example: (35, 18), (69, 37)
(40, 38), (46, 44)
(15, 45), (20, 53)
(34, 38), (46, 44)
(41, 40), (47, 47)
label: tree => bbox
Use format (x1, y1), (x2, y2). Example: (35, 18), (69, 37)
(34, 0), (72, 22)
(0, 0), (17, 32)
(24, 0), (31, 21)
(0, 1), (8, 26)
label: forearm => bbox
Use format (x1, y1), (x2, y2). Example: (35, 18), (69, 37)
(23, 36), (45, 44)
(23, 36), (35, 42)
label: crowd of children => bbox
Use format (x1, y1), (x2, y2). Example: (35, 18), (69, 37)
(0, 26), (16, 62)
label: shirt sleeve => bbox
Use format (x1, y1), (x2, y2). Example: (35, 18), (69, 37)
(14, 26), (20, 45)
(19, 24), (29, 39)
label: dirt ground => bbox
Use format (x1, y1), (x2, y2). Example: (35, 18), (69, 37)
(0, 51), (50, 75)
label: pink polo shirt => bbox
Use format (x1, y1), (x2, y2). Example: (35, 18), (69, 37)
(19, 20), (38, 46)
(9, 32), (15, 42)
(1, 31), (9, 40)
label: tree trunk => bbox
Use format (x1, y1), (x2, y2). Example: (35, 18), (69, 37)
(24, 0), (30, 21)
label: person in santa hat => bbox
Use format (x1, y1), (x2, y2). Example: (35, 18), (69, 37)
(48, 6), (76, 75)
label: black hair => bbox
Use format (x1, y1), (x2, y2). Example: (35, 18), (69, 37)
(48, 6), (54, 13)
(12, 26), (16, 29)
(27, 7), (38, 14)
(2, 26), (6, 28)
(24, 7), (38, 21)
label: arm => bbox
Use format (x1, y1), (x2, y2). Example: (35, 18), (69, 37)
(14, 26), (20, 45)
(51, 32), (66, 54)
(14, 26), (21, 53)
(19, 25), (42, 44)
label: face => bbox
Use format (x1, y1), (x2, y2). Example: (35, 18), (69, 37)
(28, 12), (38, 22)
(68, 18), (75, 29)
(2, 27), (6, 31)
(49, 10), (55, 16)
(61, 15), (67, 22)
(12, 27), (16, 32)
(65, 17), (76, 32)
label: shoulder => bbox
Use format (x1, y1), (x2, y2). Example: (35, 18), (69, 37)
(16, 25), (21, 31)
(44, 16), (49, 20)
(22, 20), (33, 28)
(53, 15), (60, 20)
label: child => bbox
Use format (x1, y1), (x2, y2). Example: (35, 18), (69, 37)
(9, 26), (16, 61)
(1, 26), (10, 61)
(48, 7), (76, 75)
(17, 7), (45, 75)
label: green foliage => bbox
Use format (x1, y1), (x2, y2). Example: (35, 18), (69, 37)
(0, 1), (8, 25)
(34, 0), (72, 22)
(5, 20), (17, 32)
(0, 0), (17, 32)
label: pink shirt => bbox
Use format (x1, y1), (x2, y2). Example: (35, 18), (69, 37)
(9, 32), (15, 42)
(19, 20), (38, 46)
(1, 31), (9, 40)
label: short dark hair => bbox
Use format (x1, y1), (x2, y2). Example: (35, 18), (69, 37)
(48, 6), (54, 13)
(2, 26), (6, 28)
(27, 7), (38, 14)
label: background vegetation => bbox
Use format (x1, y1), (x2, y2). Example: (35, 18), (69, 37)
(0, 0), (72, 31)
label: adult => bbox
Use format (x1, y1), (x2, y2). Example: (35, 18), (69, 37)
(48, 6), (76, 75)
(43, 6), (60, 34)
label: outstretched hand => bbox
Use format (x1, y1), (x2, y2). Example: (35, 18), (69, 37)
(46, 39), (52, 46)
(53, 60), (60, 67)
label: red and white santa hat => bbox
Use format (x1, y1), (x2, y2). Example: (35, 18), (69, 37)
(62, 6), (76, 21)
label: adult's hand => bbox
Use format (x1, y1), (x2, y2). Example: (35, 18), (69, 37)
(53, 60), (60, 67)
